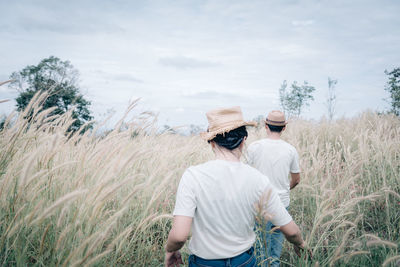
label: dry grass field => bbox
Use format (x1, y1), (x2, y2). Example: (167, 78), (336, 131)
(0, 93), (399, 266)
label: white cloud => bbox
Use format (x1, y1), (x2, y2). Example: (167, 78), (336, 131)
(0, 0), (398, 125)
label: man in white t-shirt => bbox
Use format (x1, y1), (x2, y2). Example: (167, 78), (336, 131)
(164, 107), (306, 267)
(247, 110), (301, 267)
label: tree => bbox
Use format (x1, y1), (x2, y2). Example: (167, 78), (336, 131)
(326, 77), (338, 121)
(384, 68), (400, 116)
(279, 80), (316, 118)
(9, 56), (92, 132)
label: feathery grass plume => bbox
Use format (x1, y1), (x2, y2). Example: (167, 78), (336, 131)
(6, 199), (43, 238)
(345, 250), (370, 258)
(30, 190), (88, 225)
(139, 213), (173, 234)
(39, 223), (51, 255)
(56, 206), (69, 228)
(330, 225), (357, 266)
(254, 188), (273, 223)
(382, 255), (400, 267)
(81, 248), (113, 267)
(382, 187), (400, 199)
(0, 95), (399, 266)
(75, 222), (116, 266)
(55, 225), (72, 251)
(142, 173), (173, 216)
(18, 150), (38, 195)
(1, 204), (26, 249)
(0, 79), (14, 86)
(25, 161), (78, 190)
(342, 251), (371, 264)
(108, 225), (134, 251)
(366, 240), (398, 249)
(113, 99), (140, 133)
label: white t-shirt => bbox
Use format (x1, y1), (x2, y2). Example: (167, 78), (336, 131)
(173, 159), (292, 259)
(247, 139), (300, 207)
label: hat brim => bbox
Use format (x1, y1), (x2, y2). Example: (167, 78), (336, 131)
(200, 121), (257, 141)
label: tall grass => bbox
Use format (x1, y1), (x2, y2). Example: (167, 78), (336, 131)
(0, 94), (399, 266)
(249, 114), (400, 266)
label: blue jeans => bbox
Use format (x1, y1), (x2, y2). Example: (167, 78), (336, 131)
(188, 247), (256, 267)
(255, 207), (288, 267)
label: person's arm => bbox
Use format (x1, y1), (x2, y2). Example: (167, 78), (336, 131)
(259, 186), (309, 258)
(280, 221), (303, 247)
(165, 216), (192, 267)
(280, 221), (312, 258)
(290, 172), (300, 190)
(166, 215), (192, 251)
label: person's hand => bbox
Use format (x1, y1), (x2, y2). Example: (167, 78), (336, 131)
(165, 251), (183, 267)
(294, 242), (313, 260)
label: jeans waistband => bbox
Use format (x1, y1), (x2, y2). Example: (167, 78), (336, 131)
(193, 247), (254, 262)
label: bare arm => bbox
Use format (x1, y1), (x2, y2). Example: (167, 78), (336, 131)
(166, 215), (192, 252)
(280, 220), (311, 258)
(290, 173), (300, 190)
(165, 216), (192, 267)
(280, 221), (303, 246)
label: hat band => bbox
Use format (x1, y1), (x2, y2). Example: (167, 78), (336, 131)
(266, 119), (286, 124)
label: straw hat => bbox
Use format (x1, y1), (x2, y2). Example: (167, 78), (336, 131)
(265, 110), (287, 126)
(200, 106), (257, 141)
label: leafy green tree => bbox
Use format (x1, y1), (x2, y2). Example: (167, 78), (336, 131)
(279, 80), (316, 117)
(9, 56), (92, 132)
(384, 68), (400, 116)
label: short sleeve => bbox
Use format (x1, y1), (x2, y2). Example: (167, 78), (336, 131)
(290, 149), (300, 173)
(173, 169), (197, 217)
(262, 186), (293, 226)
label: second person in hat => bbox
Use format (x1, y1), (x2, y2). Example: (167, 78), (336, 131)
(247, 110), (302, 267)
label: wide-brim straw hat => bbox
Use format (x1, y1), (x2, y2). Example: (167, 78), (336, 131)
(200, 106), (257, 141)
(265, 110), (287, 126)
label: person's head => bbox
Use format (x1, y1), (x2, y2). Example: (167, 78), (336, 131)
(200, 106), (256, 151)
(266, 124), (285, 133)
(209, 126), (248, 150)
(265, 110), (287, 134)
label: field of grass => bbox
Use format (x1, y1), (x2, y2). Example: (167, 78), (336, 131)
(0, 94), (399, 266)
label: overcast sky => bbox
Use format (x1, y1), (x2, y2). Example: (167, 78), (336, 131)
(0, 0), (399, 128)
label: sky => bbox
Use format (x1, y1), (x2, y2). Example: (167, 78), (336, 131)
(0, 0), (399, 129)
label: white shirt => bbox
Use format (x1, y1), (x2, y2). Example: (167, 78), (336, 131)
(247, 139), (300, 207)
(173, 159), (292, 259)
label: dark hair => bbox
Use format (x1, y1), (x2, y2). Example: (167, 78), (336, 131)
(266, 124), (285, 133)
(209, 126), (248, 150)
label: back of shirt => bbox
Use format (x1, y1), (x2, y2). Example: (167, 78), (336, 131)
(247, 139), (300, 207)
(173, 159), (292, 259)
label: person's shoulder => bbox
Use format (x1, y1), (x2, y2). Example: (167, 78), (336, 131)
(250, 138), (267, 145)
(181, 163), (208, 184)
(185, 160), (219, 174)
(248, 139), (267, 150)
(242, 163), (269, 180)
(280, 139), (298, 152)
(243, 164), (274, 189)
